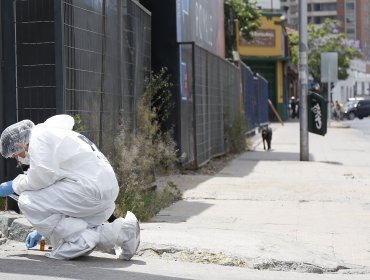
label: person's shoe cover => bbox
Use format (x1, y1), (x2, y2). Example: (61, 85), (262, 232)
(114, 211), (140, 260)
(98, 211), (140, 260)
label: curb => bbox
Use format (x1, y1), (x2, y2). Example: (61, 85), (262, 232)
(329, 122), (350, 129)
(0, 211), (32, 243)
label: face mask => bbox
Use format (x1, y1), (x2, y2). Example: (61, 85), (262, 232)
(17, 152), (30, 165)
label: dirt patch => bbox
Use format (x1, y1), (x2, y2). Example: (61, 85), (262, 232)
(180, 154), (237, 175)
(138, 245), (352, 274)
(252, 259), (349, 274)
(138, 246), (247, 267)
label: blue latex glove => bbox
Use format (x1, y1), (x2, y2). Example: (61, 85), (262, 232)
(25, 230), (42, 249)
(0, 181), (13, 197)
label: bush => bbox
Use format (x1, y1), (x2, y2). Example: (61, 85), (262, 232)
(224, 110), (248, 154)
(0, 198), (5, 211)
(72, 114), (86, 133)
(112, 68), (181, 221)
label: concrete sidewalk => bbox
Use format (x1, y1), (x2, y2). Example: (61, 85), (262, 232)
(2, 120), (370, 279)
(140, 120), (370, 275)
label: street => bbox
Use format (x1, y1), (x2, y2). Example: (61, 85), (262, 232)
(1, 120), (370, 279)
(342, 118), (370, 137)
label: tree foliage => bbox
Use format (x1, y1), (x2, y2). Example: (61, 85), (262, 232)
(225, 0), (261, 58)
(289, 19), (362, 83)
(226, 0), (261, 41)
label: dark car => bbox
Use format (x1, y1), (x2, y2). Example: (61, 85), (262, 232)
(343, 99), (370, 120)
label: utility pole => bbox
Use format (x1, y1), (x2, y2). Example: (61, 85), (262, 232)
(299, 0), (309, 161)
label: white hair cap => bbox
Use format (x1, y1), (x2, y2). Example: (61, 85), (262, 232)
(0, 120), (35, 158)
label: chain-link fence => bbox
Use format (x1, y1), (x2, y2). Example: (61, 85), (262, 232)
(12, 0), (151, 155)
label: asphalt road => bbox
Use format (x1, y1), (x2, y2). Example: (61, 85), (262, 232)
(342, 117), (370, 136)
(1, 241), (369, 280)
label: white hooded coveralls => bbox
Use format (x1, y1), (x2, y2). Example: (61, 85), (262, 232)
(13, 115), (139, 259)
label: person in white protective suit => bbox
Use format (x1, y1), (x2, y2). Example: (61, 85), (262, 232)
(0, 115), (140, 260)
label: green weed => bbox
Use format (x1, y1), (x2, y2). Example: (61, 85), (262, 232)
(112, 68), (180, 221)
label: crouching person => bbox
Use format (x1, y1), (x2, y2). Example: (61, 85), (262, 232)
(0, 115), (140, 260)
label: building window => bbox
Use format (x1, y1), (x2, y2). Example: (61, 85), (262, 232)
(345, 2), (355, 11)
(313, 3), (336, 11)
(346, 15), (354, 23)
(313, 16), (332, 24)
(346, 28), (355, 34)
(323, 3), (337, 11)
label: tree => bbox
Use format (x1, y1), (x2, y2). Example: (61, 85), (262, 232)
(289, 19), (362, 84)
(225, 0), (261, 59)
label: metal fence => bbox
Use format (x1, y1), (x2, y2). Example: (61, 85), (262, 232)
(179, 43), (241, 168)
(240, 62), (269, 134)
(241, 62), (256, 135)
(63, 0), (151, 153)
(12, 0), (151, 155)
(255, 73), (269, 128)
(15, 0), (57, 122)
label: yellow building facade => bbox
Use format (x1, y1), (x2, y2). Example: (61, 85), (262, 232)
(238, 13), (289, 120)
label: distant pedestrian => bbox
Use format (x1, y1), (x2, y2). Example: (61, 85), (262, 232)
(290, 96), (298, 119)
(334, 101), (343, 120)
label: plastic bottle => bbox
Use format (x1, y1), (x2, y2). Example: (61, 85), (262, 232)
(39, 238), (45, 251)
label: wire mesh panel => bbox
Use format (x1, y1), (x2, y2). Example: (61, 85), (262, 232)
(240, 62), (256, 135)
(178, 43), (240, 168)
(64, 0), (105, 147)
(12, 0), (150, 155)
(222, 60), (241, 125)
(226, 63), (240, 117)
(121, 0), (151, 132)
(256, 73), (269, 127)
(217, 57), (239, 162)
(191, 45), (240, 167)
(179, 43), (195, 167)
(64, 0), (151, 153)
(208, 56), (224, 157)
(194, 46), (211, 166)
(15, 0), (57, 123)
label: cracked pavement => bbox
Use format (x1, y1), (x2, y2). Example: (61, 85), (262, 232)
(140, 121), (370, 277)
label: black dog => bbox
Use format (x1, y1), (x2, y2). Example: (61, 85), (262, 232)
(261, 126), (272, 150)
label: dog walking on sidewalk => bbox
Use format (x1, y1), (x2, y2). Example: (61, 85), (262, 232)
(261, 126), (272, 150)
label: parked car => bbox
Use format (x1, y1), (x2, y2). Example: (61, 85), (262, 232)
(343, 99), (370, 120)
